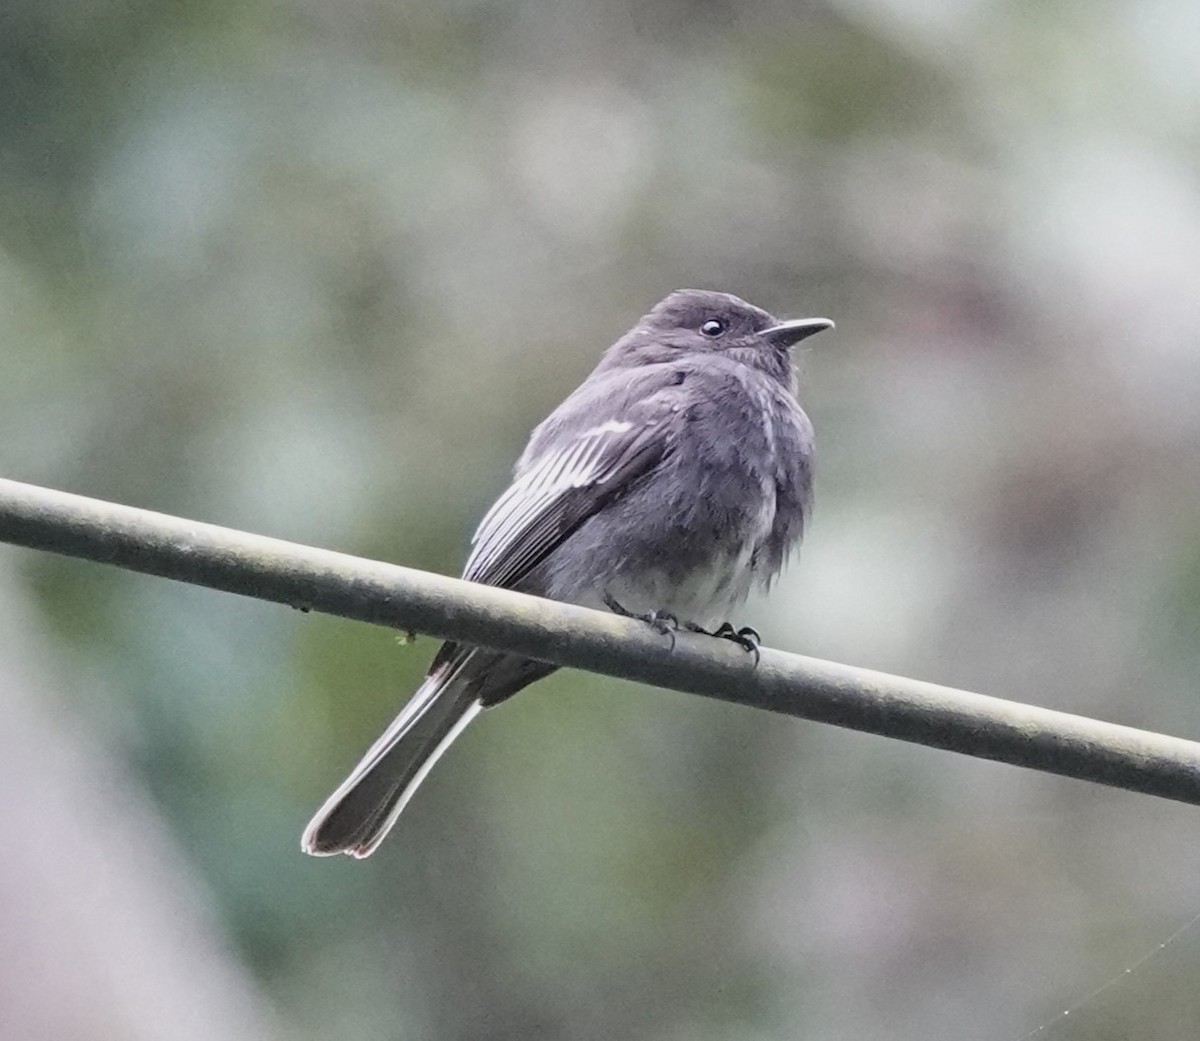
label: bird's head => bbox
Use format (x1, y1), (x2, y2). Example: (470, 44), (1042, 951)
(603, 289), (833, 385)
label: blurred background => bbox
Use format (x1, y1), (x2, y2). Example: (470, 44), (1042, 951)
(2, 0), (1200, 1038)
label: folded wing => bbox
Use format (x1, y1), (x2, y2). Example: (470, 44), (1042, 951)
(464, 394), (680, 590)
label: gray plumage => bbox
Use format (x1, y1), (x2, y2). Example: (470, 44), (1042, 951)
(302, 289), (832, 858)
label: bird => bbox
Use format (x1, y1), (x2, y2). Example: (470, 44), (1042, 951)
(302, 289), (832, 858)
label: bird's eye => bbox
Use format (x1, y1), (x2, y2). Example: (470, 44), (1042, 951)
(700, 318), (726, 338)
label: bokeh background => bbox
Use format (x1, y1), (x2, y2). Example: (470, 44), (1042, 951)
(3, 0), (1200, 1038)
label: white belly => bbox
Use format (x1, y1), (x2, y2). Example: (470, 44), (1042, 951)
(592, 539), (760, 631)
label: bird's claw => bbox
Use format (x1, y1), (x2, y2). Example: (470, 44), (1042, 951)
(690, 621), (761, 665)
(604, 596), (760, 661)
(714, 621), (760, 648)
(604, 594), (680, 651)
(603, 592), (632, 617)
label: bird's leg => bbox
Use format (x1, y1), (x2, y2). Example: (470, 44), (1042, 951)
(603, 593), (679, 651)
(686, 620), (762, 665)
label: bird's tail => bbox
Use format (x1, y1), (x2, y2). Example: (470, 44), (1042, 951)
(301, 655), (481, 858)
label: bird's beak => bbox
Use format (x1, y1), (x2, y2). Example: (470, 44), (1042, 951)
(761, 317), (834, 348)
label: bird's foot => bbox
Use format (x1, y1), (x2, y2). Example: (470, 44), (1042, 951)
(604, 594), (680, 650)
(688, 621), (762, 665)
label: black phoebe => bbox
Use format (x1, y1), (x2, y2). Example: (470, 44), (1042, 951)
(303, 289), (832, 857)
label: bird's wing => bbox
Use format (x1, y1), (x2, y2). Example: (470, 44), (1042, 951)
(462, 391), (680, 589)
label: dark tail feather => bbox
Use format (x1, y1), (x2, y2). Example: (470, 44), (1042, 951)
(302, 659), (481, 858)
